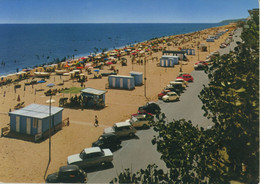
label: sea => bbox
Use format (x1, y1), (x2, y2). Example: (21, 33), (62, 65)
(0, 23), (227, 76)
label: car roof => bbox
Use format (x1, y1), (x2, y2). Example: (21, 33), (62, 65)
(182, 74), (192, 76)
(83, 147), (102, 154)
(175, 78), (184, 81)
(167, 92), (177, 95)
(115, 121), (131, 127)
(101, 133), (116, 138)
(59, 165), (80, 173)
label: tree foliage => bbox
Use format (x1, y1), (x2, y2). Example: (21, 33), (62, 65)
(198, 10), (259, 182)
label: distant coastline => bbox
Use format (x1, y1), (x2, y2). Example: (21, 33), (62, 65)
(0, 23), (228, 76)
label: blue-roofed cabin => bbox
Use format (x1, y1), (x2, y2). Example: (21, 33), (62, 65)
(9, 104), (63, 137)
(81, 88), (107, 109)
(130, 71), (143, 86)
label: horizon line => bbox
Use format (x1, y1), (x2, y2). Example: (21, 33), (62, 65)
(0, 22), (222, 24)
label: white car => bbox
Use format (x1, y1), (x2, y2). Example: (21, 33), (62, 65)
(67, 147), (113, 168)
(169, 81), (186, 89)
(162, 92), (180, 102)
(127, 114), (151, 129)
(104, 122), (136, 138)
(174, 78), (188, 87)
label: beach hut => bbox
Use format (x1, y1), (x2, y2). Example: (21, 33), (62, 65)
(130, 71), (143, 86)
(160, 55), (179, 67)
(206, 38), (215, 42)
(80, 88), (107, 109)
(162, 50), (187, 61)
(108, 75), (135, 90)
(9, 104), (63, 137)
(182, 49), (195, 55)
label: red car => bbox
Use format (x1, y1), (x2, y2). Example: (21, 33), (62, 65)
(158, 90), (171, 100)
(194, 61), (208, 70)
(195, 61), (208, 66)
(177, 74), (194, 82)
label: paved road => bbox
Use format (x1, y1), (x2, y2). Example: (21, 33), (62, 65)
(87, 69), (212, 183)
(87, 28), (242, 183)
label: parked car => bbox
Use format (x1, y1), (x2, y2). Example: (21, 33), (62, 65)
(138, 101), (161, 114)
(158, 89), (171, 99)
(128, 114), (152, 129)
(164, 85), (182, 95)
(104, 122), (136, 138)
(46, 165), (88, 183)
(170, 82), (185, 92)
(67, 147), (113, 168)
(194, 61), (209, 70)
(170, 81), (186, 89)
(92, 133), (121, 150)
(162, 92), (180, 102)
(177, 73), (194, 82)
(175, 78), (188, 87)
(219, 43), (227, 48)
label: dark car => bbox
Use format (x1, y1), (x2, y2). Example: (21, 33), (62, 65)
(138, 102), (161, 114)
(164, 85), (181, 95)
(92, 133), (122, 150)
(46, 165), (87, 183)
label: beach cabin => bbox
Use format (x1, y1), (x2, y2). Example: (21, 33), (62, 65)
(9, 104), (63, 137)
(181, 49), (195, 55)
(162, 50), (187, 61)
(108, 75), (135, 90)
(80, 88), (107, 109)
(206, 38), (215, 42)
(130, 71), (143, 86)
(160, 55), (178, 67)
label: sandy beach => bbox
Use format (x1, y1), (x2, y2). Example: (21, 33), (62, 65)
(0, 24), (235, 182)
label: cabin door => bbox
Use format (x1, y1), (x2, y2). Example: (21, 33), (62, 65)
(26, 118), (31, 134)
(38, 120), (42, 133)
(15, 116), (20, 132)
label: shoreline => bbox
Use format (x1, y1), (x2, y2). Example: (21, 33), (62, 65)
(0, 23), (236, 182)
(0, 23), (228, 77)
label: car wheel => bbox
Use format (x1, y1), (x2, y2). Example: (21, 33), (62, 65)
(166, 99), (169, 102)
(129, 133), (134, 137)
(142, 124), (149, 129)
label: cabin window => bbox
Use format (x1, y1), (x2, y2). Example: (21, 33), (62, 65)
(33, 118), (38, 128)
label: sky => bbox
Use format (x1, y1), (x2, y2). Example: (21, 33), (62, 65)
(0, 0), (258, 23)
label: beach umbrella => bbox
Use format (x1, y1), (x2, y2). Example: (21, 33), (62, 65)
(37, 80), (46, 83)
(78, 60), (84, 64)
(47, 83), (55, 87)
(76, 66), (84, 69)
(104, 58), (108, 61)
(106, 62), (113, 65)
(64, 64), (70, 68)
(94, 69), (100, 73)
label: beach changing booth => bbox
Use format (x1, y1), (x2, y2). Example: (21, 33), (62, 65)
(182, 49), (195, 55)
(130, 71), (143, 86)
(162, 50), (187, 61)
(108, 75), (135, 90)
(160, 55), (178, 67)
(9, 104), (63, 139)
(80, 88), (106, 109)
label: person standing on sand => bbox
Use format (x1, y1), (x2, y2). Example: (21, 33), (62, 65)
(94, 115), (99, 127)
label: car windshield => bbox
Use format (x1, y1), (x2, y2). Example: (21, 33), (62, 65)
(112, 124), (117, 130)
(79, 150), (85, 159)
